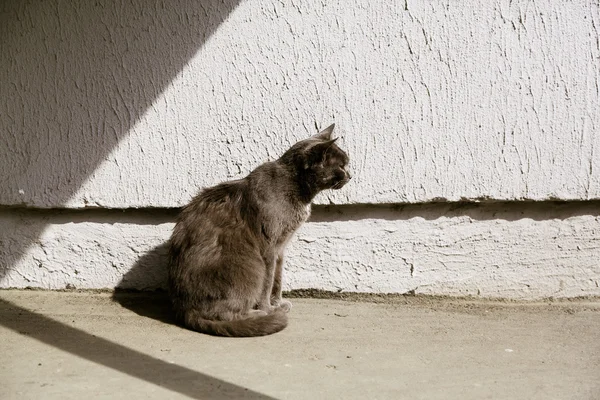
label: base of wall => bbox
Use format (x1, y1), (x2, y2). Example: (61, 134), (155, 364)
(1, 202), (599, 299)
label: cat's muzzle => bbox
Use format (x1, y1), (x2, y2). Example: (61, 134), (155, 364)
(332, 177), (351, 190)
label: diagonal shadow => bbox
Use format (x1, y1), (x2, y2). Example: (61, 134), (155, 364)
(0, 298), (276, 400)
(0, 0), (241, 283)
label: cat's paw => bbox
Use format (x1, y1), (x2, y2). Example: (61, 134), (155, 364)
(270, 297), (292, 312)
(277, 299), (292, 313)
(248, 309), (268, 318)
(257, 302), (276, 313)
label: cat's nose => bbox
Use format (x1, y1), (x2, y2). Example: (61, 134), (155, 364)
(346, 172), (352, 180)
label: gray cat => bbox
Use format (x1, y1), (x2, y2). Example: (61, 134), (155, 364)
(168, 124), (350, 336)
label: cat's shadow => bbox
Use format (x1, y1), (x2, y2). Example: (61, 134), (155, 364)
(111, 243), (174, 325)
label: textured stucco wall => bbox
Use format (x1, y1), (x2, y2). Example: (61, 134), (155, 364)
(1, 1), (599, 297)
(1, 0), (599, 208)
(1, 204), (599, 299)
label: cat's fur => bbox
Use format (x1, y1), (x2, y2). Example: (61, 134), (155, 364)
(168, 124), (350, 337)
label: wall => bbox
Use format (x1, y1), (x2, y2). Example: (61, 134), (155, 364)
(1, 0), (599, 298)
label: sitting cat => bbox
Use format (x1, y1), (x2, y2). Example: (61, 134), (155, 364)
(168, 124), (350, 336)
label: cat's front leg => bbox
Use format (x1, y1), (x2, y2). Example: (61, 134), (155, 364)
(271, 254), (292, 313)
(257, 252), (277, 313)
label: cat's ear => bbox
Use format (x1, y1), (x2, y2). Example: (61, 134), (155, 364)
(310, 138), (338, 153)
(304, 138), (338, 168)
(312, 123), (335, 140)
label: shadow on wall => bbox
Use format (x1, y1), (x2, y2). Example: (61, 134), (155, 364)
(0, 0), (241, 282)
(0, 298), (276, 400)
(309, 201), (600, 223)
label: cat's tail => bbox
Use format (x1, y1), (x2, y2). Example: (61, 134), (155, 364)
(183, 309), (288, 337)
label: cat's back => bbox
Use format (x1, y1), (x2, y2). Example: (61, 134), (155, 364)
(172, 179), (253, 242)
(186, 179), (245, 214)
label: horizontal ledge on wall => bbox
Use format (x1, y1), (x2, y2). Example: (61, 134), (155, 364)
(0, 200), (599, 224)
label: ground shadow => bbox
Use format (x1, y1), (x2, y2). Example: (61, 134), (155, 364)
(112, 242), (173, 325)
(0, 0), (241, 281)
(0, 298), (277, 399)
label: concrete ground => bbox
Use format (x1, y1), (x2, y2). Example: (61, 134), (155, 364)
(1, 291), (599, 400)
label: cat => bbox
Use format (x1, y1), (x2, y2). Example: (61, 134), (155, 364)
(168, 124), (351, 337)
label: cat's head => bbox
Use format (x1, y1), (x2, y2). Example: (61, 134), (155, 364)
(281, 124), (351, 191)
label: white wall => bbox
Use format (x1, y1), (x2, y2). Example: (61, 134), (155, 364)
(1, 0), (599, 298)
